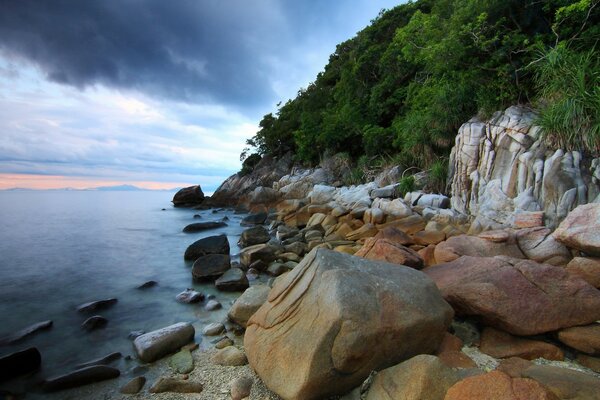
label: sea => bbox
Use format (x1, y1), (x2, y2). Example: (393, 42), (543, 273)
(0, 190), (248, 396)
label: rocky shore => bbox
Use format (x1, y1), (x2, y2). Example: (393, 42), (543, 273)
(2, 106), (600, 399)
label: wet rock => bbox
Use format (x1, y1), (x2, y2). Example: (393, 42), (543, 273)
(211, 346), (247, 366)
(244, 248), (453, 400)
(425, 256), (600, 335)
(193, 214), (201, 218)
(365, 355), (462, 400)
(215, 268), (249, 292)
(0, 347), (41, 382)
(553, 203), (600, 256)
(137, 280), (157, 289)
(238, 226), (271, 248)
(192, 254), (231, 281)
(248, 260), (268, 272)
(231, 376), (253, 400)
(182, 221), (227, 233)
(81, 315), (108, 331)
(0, 320), (53, 345)
(480, 327), (564, 360)
(246, 268), (260, 281)
(202, 322), (225, 336)
(120, 376), (146, 394)
(128, 330), (145, 339)
(557, 323), (600, 355)
(175, 289), (204, 304)
(133, 322), (195, 363)
(240, 243), (279, 267)
(172, 185), (204, 207)
(76, 352), (122, 368)
(42, 366), (120, 392)
(355, 237), (424, 269)
(77, 298), (118, 313)
(228, 285), (270, 328)
(169, 349), (194, 374)
(204, 299), (222, 311)
(184, 234), (230, 261)
(241, 212), (268, 226)
(149, 377), (203, 393)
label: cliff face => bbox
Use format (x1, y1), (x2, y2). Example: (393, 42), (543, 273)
(449, 106), (600, 230)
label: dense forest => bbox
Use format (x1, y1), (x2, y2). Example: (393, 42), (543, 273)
(241, 0), (599, 184)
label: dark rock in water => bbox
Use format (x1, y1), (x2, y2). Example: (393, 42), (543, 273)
(137, 280), (157, 289)
(76, 352), (122, 369)
(0, 320), (53, 345)
(161, 208), (166, 211)
(238, 226), (271, 248)
(182, 221), (227, 233)
(222, 216), (230, 221)
(42, 365), (120, 392)
(184, 234), (230, 261)
(120, 376), (146, 394)
(81, 316), (108, 331)
(248, 260), (268, 272)
(0, 347), (41, 382)
(215, 268), (249, 292)
(240, 212), (267, 226)
(246, 268), (260, 281)
(172, 185), (205, 207)
(149, 377), (203, 393)
(128, 330), (145, 339)
(193, 214), (202, 219)
(192, 254), (231, 281)
(133, 322), (195, 363)
(77, 298), (118, 313)
(211, 209), (218, 214)
(175, 289), (204, 304)
(204, 300), (222, 311)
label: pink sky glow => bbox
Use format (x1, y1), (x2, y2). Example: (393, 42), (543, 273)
(0, 173), (192, 190)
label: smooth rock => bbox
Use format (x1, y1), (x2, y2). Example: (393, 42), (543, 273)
(202, 322), (225, 336)
(266, 262), (293, 276)
(43, 366), (120, 392)
(77, 298), (118, 313)
(413, 230), (445, 246)
(192, 254), (231, 281)
(0, 320), (53, 345)
(374, 226), (413, 245)
(215, 337), (234, 349)
(133, 322), (195, 363)
(211, 346), (247, 366)
(76, 352), (122, 369)
(480, 327), (564, 360)
(425, 256), (600, 335)
(565, 257), (600, 288)
(172, 185), (205, 207)
(120, 376), (146, 394)
(576, 354), (600, 373)
(169, 349), (194, 374)
(365, 355), (461, 400)
(228, 285), (270, 328)
(553, 204), (600, 255)
(238, 226), (271, 248)
(149, 377), (203, 393)
(137, 280), (157, 289)
(240, 244), (279, 267)
(244, 248), (453, 400)
(516, 227), (571, 265)
(182, 221), (227, 233)
(184, 234), (230, 261)
(0, 347), (41, 382)
(355, 237), (423, 269)
(557, 324), (600, 355)
(231, 376), (253, 400)
(81, 315), (108, 331)
(175, 289), (204, 303)
(241, 212), (268, 226)
(215, 268), (249, 292)
(522, 364), (600, 400)
(204, 299), (222, 311)
(434, 234), (524, 264)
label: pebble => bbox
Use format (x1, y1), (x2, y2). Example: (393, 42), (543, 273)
(211, 346), (248, 366)
(203, 322), (225, 336)
(120, 376), (146, 394)
(149, 377), (203, 393)
(231, 376), (253, 400)
(215, 337), (234, 349)
(205, 299), (222, 311)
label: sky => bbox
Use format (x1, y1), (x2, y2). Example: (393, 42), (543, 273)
(0, 0), (401, 191)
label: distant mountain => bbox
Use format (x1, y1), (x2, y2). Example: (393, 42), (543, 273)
(1, 185), (180, 192)
(90, 184), (144, 191)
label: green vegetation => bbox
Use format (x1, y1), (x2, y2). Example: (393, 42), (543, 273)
(242, 0), (600, 185)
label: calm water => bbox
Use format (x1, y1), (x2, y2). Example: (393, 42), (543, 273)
(0, 191), (248, 394)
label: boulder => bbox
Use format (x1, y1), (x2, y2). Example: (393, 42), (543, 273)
(553, 204), (600, 255)
(149, 377), (203, 393)
(0, 347), (41, 382)
(175, 289), (204, 303)
(182, 221), (227, 233)
(244, 248), (453, 400)
(565, 257), (600, 288)
(521, 364), (600, 400)
(120, 376), (146, 394)
(192, 254), (231, 281)
(240, 244), (279, 267)
(228, 285), (271, 327)
(211, 347), (248, 366)
(43, 366), (120, 392)
(77, 298), (118, 313)
(249, 186), (279, 205)
(0, 320), (52, 345)
(172, 185), (205, 207)
(137, 280), (157, 289)
(355, 238), (424, 269)
(434, 235), (524, 264)
(370, 184), (400, 199)
(81, 315), (108, 331)
(377, 214), (425, 235)
(76, 352), (122, 369)
(576, 354), (600, 373)
(413, 230), (446, 246)
(364, 208), (385, 225)
(204, 299), (222, 311)
(231, 376), (253, 400)
(345, 223), (378, 241)
(444, 370), (557, 400)
(202, 322), (225, 336)
(238, 226), (271, 248)
(515, 227), (571, 265)
(184, 234), (230, 261)
(133, 322), (195, 363)
(480, 327), (564, 360)
(309, 184), (336, 204)
(372, 198), (412, 218)
(241, 212), (268, 226)
(365, 355), (461, 400)
(425, 256), (600, 335)
(557, 324), (600, 355)
(169, 349), (194, 374)
(215, 268), (249, 292)
(374, 226), (413, 246)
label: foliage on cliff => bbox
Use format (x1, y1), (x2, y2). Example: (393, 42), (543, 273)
(243, 0), (600, 171)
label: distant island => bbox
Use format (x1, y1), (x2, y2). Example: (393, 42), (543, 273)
(1, 185), (180, 192)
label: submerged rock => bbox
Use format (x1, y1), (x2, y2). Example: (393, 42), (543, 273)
(81, 315), (108, 331)
(133, 322), (195, 363)
(77, 298), (118, 313)
(182, 221), (227, 233)
(42, 365), (120, 392)
(175, 289), (204, 304)
(0, 347), (41, 382)
(244, 248), (453, 400)
(76, 352), (122, 369)
(137, 280), (157, 289)
(238, 225), (271, 248)
(0, 320), (53, 345)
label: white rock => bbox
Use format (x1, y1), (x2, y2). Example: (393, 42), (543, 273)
(133, 323), (195, 363)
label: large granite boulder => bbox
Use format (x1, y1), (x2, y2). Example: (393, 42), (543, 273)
(355, 237), (424, 269)
(553, 203), (600, 256)
(228, 284), (271, 328)
(566, 257), (600, 288)
(192, 254), (231, 280)
(434, 235), (524, 264)
(184, 234), (230, 261)
(172, 185), (205, 207)
(244, 248), (453, 400)
(425, 256), (600, 335)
